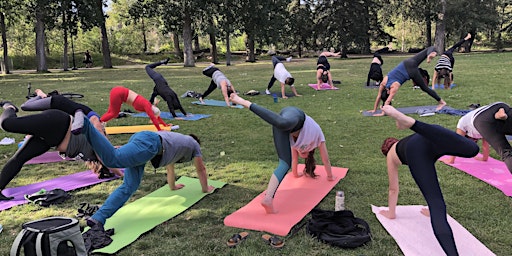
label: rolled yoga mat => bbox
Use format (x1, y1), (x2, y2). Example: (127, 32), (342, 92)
(105, 124), (178, 135)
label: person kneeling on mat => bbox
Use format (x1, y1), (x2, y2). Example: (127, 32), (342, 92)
(70, 110), (215, 229)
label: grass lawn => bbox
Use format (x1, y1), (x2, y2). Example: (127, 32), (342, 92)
(0, 51), (511, 255)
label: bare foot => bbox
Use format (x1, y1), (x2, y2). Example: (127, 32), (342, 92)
(381, 105), (415, 130)
(282, 96), (288, 99)
(229, 94), (252, 108)
(465, 33), (472, 41)
(261, 198), (278, 214)
(427, 51), (437, 63)
(436, 99), (446, 111)
(495, 108), (507, 120)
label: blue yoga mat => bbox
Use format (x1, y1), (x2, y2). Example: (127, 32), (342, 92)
(131, 112), (211, 121)
(191, 99), (243, 108)
(362, 105), (455, 116)
(434, 83), (457, 89)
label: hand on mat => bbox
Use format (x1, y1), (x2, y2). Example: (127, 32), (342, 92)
(379, 209), (396, 219)
(226, 231), (249, 248)
(171, 184), (185, 190)
(293, 172), (304, 178)
(420, 207), (430, 217)
(261, 234), (284, 249)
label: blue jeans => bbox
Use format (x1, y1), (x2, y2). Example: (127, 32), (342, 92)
(81, 118), (161, 225)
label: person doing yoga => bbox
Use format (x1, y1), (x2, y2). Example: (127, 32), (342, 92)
(379, 105), (479, 256)
(447, 102), (512, 174)
(432, 33), (471, 89)
(199, 64), (237, 107)
(145, 59), (189, 119)
(316, 52), (341, 89)
(70, 109), (215, 229)
(366, 53), (384, 87)
(368, 47), (446, 116)
(230, 94), (335, 214)
(265, 56), (301, 99)
(0, 102), (103, 201)
(101, 86), (169, 130)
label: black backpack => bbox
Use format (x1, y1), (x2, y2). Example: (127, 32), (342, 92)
(306, 208), (371, 248)
(25, 189), (71, 207)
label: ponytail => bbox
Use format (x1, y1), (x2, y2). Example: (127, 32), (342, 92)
(304, 150), (317, 178)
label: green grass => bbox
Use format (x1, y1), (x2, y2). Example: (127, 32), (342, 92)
(1, 52), (512, 255)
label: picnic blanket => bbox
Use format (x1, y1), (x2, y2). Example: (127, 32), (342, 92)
(223, 165), (348, 236)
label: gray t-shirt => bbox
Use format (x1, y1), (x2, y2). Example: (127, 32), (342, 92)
(212, 70), (231, 89)
(63, 134), (97, 161)
(151, 131), (202, 168)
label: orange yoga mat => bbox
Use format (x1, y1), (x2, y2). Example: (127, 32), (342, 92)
(105, 124), (178, 135)
(223, 164), (348, 236)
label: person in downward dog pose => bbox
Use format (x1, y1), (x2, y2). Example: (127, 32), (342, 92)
(316, 51), (341, 89)
(379, 105), (479, 256)
(229, 94), (335, 214)
(199, 65), (237, 107)
(265, 56), (301, 99)
(432, 33), (472, 89)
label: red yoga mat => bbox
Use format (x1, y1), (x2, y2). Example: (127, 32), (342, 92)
(223, 164), (348, 236)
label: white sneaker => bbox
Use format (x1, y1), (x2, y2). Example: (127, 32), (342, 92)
(286, 57), (292, 62)
(265, 89), (271, 95)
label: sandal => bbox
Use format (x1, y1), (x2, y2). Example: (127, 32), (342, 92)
(261, 234), (284, 249)
(226, 231), (249, 248)
(76, 202), (100, 219)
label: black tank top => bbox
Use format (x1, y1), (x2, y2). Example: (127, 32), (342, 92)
(396, 135), (413, 165)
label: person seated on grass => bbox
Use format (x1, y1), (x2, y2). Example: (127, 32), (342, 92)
(0, 102), (117, 201)
(100, 86), (169, 131)
(265, 55), (301, 99)
(447, 102), (512, 174)
(145, 59), (190, 119)
(70, 109), (215, 230)
(229, 94), (336, 214)
(432, 33), (472, 90)
(368, 46), (446, 116)
(316, 51), (341, 89)
(366, 53), (384, 87)
(199, 64), (237, 107)
(379, 105), (479, 256)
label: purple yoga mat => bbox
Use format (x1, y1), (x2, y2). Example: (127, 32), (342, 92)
(0, 170), (122, 211)
(25, 151), (74, 165)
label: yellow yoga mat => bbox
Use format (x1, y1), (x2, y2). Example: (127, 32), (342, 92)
(105, 125), (178, 135)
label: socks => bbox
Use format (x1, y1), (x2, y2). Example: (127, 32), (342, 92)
(71, 110), (85, 135)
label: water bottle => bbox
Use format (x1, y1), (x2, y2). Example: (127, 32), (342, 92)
(335, 191), (345, 211)
(272, 94), (278, 103)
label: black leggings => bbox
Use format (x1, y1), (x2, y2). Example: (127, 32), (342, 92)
(403, 46), (442, 102)
(21, 95), (93, 116)
(443, 37), (467, 68)
(0, 109), (70, 189)
(404, 120), (479, 256)
(474, 103), (512, 173)
(201, 66), (220, 99)
(146, 61), (187, 117)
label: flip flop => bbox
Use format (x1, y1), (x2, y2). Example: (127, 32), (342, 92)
(226, 231), (249, 248)
(261, 234), (284, 249)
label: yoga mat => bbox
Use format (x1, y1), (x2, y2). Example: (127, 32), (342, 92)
(25, 151), (75, 165)
(371, 205), (495, 256)
(266, 92), (296, 98)
(439, 154), (512, 196)
(223, 164), (348, 236)
(92, 176), (226, 254)
(130, 112), (211, 121)
(191, 99), (243, 108)
(105, 124), (178, 135)
(434, 83), (457, 89)
(362, 105), (454, 116)
(0, 170), (121, 212)
(307, 83), (339, 90)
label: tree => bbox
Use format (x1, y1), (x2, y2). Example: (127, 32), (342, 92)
(0, 0), (14, 74)
(433, 0), (446, 53)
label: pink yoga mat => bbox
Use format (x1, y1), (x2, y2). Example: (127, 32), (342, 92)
(439, 154), (512, 196)
(372, 205), (495, 256)
(308, 83), (339, 90)
(0, 170), (122, 211)
(25, 151), (74, 165)
(223, 164), (348, 236)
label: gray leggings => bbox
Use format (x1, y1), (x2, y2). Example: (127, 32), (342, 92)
(403, 46), (441, 102)
(474, 103), (512, 173)
(249, 104), (305, 193)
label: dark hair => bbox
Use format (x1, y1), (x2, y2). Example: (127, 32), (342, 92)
(381, 137), (399, 156)
(189, 134), (201, 145)
(285, 77), (295, 86)
(437, 69), (451, 88)
(321, 71), (329, 83)
(227, 87), (234, 97)
(304, 150), (317, 178)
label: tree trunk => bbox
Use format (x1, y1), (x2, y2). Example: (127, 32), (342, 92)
(246, 34), (256, 62)
(193, 34), (200, 52)
(425, 9), (432, 47)
(182, 15), (195, 67)
(62, 10), (69, 71)
(209, 30), (218, 64)
(142, 18), (147, 53)
(172, 32), (182, 58)
(35, 10), (48, 72)
(225, 31), (231, 66)
(434, 0), (446, 54)
(98, 0), (112, 68)
(0, 12), (10, 74)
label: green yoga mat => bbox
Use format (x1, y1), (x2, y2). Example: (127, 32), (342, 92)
(92, 176), (226, 254)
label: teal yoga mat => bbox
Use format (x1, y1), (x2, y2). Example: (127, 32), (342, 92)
(92, 176), (226, 254)
(191, 99), (243, 108)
